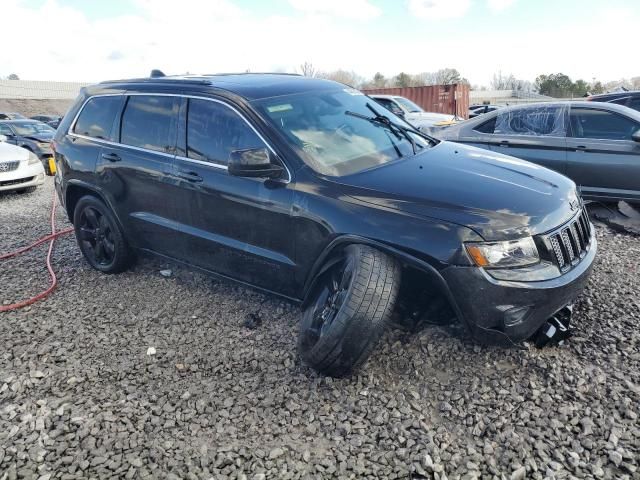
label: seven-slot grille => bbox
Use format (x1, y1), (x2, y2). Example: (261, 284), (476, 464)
(545, 209), (592, 271)
(0, 161), (20, 172)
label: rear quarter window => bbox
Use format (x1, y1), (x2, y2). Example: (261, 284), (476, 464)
(73, 96), (123, 140)
(473, 116), (497, 134)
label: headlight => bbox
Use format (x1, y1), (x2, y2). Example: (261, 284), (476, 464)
(27, 152), (40, 165)
(465, 237), (539, 268)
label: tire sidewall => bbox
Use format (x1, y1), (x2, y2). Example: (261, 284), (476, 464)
(298, 244), (393, 375)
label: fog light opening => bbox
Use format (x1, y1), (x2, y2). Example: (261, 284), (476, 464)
(502, 305), (532, 327)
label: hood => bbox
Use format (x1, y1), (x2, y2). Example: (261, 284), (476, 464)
(24, 132), (53, 142)
(406, 111), (458, 125)
(332, 142), (580, 241)
(0, 141), (29, 162)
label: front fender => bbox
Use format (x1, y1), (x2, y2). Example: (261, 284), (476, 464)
(300, 234), (467, 329)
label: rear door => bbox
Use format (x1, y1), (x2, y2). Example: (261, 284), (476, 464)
(171, 97), (297, 296)
(566, 105), (640, 201)
(97, 94), (183, 256)
(488, 104), (568, 174)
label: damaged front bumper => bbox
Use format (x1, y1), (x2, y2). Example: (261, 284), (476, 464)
(441, 235), (597, 345)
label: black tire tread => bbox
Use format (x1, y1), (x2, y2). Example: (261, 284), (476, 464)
(299, 245), (400, 377)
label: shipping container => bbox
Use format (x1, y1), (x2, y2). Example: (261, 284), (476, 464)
(362, 84), (470, 119)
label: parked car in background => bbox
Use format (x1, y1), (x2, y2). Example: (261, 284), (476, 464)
(0, 134), (45, 193)
(587, 90), (640, 113)
(31, 114), (63, 129)
(439, 101), (640, 202)
(0, 112), (26, 120)
(469, 104), (501, 118)
(370, 94), (460, 135)
(0, 119), (56, 174)
(54, 73), (595, 376)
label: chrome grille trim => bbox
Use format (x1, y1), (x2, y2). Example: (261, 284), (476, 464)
(0, 161), (20, 172)
(543, 208), (592, 272)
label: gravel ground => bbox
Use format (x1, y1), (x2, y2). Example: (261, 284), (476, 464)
(1, 180), (639, 480)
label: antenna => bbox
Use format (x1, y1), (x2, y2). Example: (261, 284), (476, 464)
(150, 69), (166, 78)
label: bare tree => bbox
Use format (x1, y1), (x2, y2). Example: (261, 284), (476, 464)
(299, 61), (317, 78)
(318, 69), (363, 88)
(491, 71), (533, 92)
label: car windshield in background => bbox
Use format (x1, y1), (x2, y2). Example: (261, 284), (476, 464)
(253, 89), (432, 176)
(394, 97), (424, 113)
(10, 121), (51, 136)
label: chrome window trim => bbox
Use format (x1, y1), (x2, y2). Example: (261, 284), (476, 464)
(68, 92), (291, 181)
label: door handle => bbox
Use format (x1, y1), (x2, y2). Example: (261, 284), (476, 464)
(101, 152), (121, 162)
(499, 140), (510, 146)
(176, 170), (203, 183)
(573, 145), (588, 151)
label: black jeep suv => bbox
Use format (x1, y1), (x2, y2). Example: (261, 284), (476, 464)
(53, 73), (596, 376)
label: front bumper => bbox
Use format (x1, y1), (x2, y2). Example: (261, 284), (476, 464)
(441, 234), (597, 344)
(0, 163), (45, 192)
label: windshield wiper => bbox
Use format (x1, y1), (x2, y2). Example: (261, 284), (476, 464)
(346, 103), (422, 155)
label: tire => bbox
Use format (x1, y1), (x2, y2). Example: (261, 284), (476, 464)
(16, 186), (37, 194)
(298, 244), (401, 377)
(73, 195), (134, 274)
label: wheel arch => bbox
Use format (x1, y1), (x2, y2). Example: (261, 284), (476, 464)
(64, 181), (126, 237)
(301, 235), (466, 326)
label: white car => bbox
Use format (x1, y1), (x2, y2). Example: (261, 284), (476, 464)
(369, 94), (461, 135)
(0, 134), (45, 193)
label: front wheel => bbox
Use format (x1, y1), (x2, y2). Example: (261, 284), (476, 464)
(73, 195), (134, 274)
(298, 245), (401, 377)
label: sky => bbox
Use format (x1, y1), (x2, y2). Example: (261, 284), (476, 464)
(1, 0), (637, 86)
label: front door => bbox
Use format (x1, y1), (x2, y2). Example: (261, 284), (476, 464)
(566, 106), (640, 201)
(171, 97), (297, 297)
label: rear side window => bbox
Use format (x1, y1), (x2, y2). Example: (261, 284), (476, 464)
(494, 105), (567, 137)
(0, 123), (13, 135)
(73, 96), (122, 140)
(569, 108), (640, 141)
(186, 99), (264, 166)
(474, 117), (496, 134)
(120, 96), (178, 153)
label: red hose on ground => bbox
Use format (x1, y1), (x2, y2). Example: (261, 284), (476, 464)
(1, 189), (74, 312)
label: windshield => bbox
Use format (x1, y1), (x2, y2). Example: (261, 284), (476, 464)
(10, 121), (53, 135)
(394, 97), (424, 113)
(253, 88), (433, 176)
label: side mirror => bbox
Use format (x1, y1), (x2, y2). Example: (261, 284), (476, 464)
(632, 129), (640, 143)
(228, 147), (284, 179)
(0, 135), (6, 142)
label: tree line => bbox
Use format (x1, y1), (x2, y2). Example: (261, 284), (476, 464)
(299, 62), (640, 97)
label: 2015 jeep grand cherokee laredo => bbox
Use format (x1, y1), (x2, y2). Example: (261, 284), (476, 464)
(53, 72), (596, 376)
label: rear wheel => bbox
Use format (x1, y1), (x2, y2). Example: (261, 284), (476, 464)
(73, 195), (134, 273)
(298, 244), (401, 377)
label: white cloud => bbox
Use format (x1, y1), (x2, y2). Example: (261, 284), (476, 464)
(407, 0), (472, 20)
(487, 0), (516, 12)
(0, 0), (638, 89)
(288, 0), (381, 20)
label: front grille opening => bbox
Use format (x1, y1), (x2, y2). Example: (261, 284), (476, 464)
(544, 209), (592, 273)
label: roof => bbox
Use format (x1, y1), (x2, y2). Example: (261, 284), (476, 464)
(97, 73), (343, 101)
(0, 80), (90, 99)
